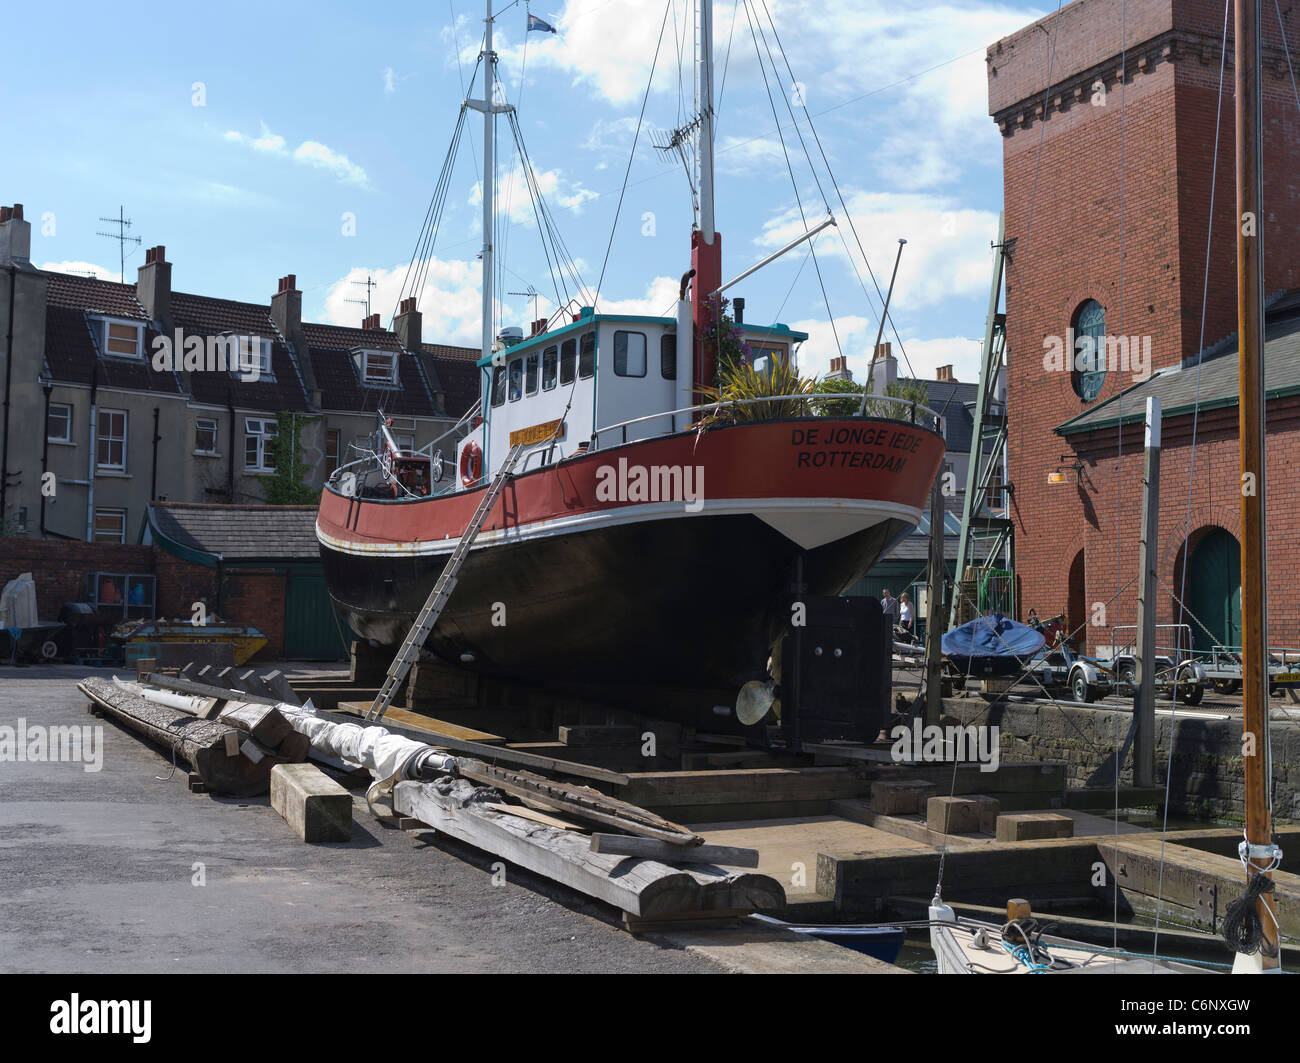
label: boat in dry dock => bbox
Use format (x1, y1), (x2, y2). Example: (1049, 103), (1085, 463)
(316, 0), (945, 723)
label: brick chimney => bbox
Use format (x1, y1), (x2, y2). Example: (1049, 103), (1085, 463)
(363, 312), (383, 331)
(0, 204), (31, 267)
(136, 245), (171, 320)
(824, 355), (854, 382)
(869, 341), (897, 395)
(394, 296), (421, 351)
(530, 318), (547, 337)
(936, 364), (955, 383)
(270, 273), (301, 337)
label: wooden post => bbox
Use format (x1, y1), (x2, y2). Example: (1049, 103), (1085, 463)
(1134, 397), (1160, 788)
(925, 474), (946, 726)
(1235, 0), (1279, 968)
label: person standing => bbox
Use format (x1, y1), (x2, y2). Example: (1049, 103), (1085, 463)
(881, 588), (900, 626)
(898, 591), (914, 636)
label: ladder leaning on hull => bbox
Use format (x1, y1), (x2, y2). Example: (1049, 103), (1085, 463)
(364, 443), (525, 723)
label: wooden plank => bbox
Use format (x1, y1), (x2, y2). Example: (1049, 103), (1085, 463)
(144, 671), (280, 707)
(393, 779), (784, 917)
(258, 669), (302, 706)
(590, 834), (760, 868)
(336, 701), (503, 743)
(271, 762), (352, 843)
(217, 703), (295, 749)
(622, 767), (870, 809)
(558, 724), (643, 747)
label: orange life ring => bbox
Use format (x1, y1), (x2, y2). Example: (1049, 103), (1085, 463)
(460, 442), (483, 486)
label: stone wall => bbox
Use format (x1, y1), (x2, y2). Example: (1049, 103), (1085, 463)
(942, 696), (1300, 824)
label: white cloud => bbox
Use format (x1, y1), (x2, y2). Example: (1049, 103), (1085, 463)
(40, 260), (118, 281)
(323, 259), (573, 348)
(757, 189), (998, 312)
(224, 122), (286, 154)
(223, 124), (369, 187)
(590, 275), (681, 318)
(471, 164), (598, 223)
(293, 141), (369, 187)
(494, 0), (1030, 192)
(383, 66), (396, 95)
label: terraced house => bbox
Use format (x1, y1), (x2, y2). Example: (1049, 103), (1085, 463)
(0, 204), (479, 543)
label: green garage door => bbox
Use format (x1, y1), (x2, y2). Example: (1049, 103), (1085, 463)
(1187, 528), (1241, 652)
(284, 570), (351, 660)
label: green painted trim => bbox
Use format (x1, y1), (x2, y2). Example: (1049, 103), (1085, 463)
(1057, 382), (1300, 437)
(475, 314), (811, 366)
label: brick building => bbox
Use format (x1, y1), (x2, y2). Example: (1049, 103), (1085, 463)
(0, 204), (479, 544)
(988, 0), (1300, 652)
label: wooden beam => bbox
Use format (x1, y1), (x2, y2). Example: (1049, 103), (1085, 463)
(393, 779), (784, 917)
(320, 708), (628, 787)
(590, 834), (760, 868)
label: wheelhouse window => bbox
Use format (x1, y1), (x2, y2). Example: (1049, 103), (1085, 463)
(194, 417), (219, 455)
(92, 507), (126, 544)
(508, 358), (523, 401)
(560, 339), (576, 385)
(578, 332), (595, 379)
(491, 364), (507, 407)
(613, 331), (647, 377)
(47, 402), (73, 443)
(96, 409), (127, 471)
(97, 317), (144, 359)
(749, 343), (787, 375)
(244, 417), (277, 472)
(525, 353), (539, 395)
(660, 335), (676, 380)
(1071, 300), (1106, 402)
(542, 346), (558, 390)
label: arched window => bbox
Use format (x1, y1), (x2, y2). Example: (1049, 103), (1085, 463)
(1071, 300), (1106, 401)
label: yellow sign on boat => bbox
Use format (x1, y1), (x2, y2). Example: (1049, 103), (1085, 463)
(510, 419), (565, 447)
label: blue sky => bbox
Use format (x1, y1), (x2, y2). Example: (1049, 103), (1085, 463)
(4, 0), (1042, 382)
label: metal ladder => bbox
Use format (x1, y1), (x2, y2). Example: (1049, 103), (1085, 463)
(365, 443), (524, 722)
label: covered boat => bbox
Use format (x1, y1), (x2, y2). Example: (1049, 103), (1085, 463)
(941, 614), (1045, 678)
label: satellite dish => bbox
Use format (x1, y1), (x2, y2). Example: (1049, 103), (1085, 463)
(431, 450), (445, 483)
(339, 471), (357, 498)
(735, 679), (776, 726)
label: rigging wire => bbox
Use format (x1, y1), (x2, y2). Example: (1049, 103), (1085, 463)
(1111, 0), (1129, 963)
(592, 0), (673, 310)
(753, 0), (919, 380)
(741, 0), (841, 360)
(1156, 0), (1231, 965)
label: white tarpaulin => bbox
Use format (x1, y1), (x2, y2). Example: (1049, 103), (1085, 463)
(0, 573), (39, 629)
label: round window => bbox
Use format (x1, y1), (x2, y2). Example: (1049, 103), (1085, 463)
(1071, 300), (1106, 401)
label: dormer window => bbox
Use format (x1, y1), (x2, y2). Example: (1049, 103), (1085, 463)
(353, 348), (399, 387)
(221, 334), (273, 380)
(96, 316), (144, 360)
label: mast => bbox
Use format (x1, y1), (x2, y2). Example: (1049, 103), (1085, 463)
(691, 0), (722, 400)
(697, 0), (716, 244)
(467, 0), (512, 366)
(1234, 0), (1279, 971)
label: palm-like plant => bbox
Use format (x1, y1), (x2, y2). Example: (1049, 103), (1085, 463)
(701, 354), (819, 423)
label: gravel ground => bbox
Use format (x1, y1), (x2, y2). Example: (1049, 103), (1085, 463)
(0, 665), (716, 974)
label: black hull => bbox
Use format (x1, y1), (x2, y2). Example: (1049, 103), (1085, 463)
(320, 512), (909, 719)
